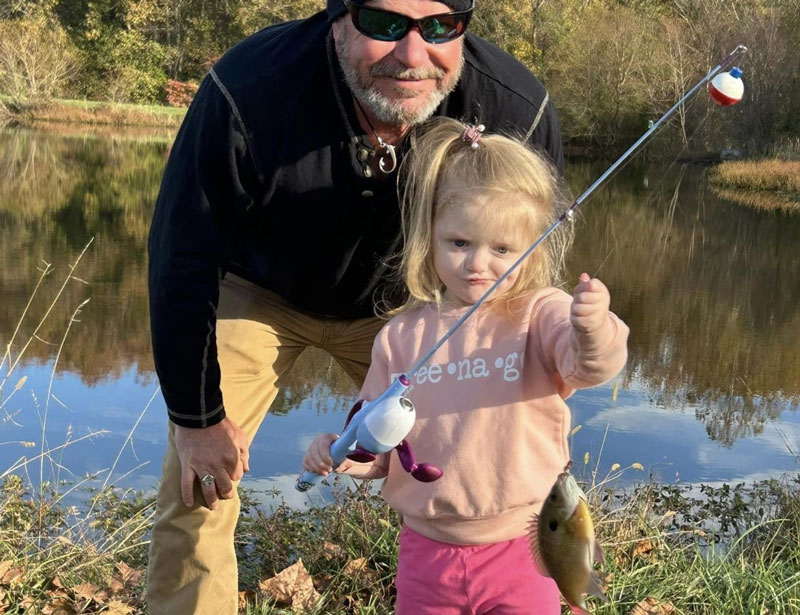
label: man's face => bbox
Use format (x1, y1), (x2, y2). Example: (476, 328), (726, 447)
(332, 0), (465, 126)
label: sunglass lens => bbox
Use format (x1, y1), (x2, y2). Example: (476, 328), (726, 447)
(420, 15), (467, 43)
(358, 9), (409, 41)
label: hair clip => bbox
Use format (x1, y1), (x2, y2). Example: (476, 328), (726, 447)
(461, 123), (485, 149)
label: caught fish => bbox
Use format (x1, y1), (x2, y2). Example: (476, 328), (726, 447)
(529, 462), (606, 614)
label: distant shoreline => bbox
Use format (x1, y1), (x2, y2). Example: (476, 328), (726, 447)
(2, 98), (186, 129)
(709, 159), (800, 213)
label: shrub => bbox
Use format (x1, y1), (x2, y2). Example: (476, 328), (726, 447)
(166, 79), (199, 107)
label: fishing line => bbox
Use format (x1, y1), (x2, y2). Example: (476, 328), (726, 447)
(589, 104), (719, 278)
(404, 45), (748, 381)
(295, 45), (749, 493)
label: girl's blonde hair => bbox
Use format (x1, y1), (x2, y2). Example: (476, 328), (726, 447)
(392, 117), (571, 314)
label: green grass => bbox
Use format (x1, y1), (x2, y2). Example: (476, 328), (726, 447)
(55, 98), (186, 117)
(1, 472), (798, 614)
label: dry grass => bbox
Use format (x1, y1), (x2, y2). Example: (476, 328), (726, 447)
(712, 187), (800, 214)
(710, 160), (800, 192)
(5, 98), (185, 129)
(709, 160), (800, 213)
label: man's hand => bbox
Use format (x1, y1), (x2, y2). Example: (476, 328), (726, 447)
(570, 272), (611, 335)
(174, 417), (250, 510)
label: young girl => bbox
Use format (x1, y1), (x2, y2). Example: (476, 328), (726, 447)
(303, 118), (629, 614)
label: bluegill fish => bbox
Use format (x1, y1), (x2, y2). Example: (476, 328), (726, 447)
(529, 462), (606, 614)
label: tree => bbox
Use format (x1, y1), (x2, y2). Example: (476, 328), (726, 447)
(549, 3), (666, 144)
(0, 14), (78, 109)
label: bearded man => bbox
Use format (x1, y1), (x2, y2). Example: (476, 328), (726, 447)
(146, 1), (563, 613)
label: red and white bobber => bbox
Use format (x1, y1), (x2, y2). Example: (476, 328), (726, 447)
(709, 66), (744, 106)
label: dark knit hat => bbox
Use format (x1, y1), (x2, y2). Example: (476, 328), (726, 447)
(327, 0), (475, 22)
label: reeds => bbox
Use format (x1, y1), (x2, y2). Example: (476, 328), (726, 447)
(3, 97), (186, 129)
(709, 160), (800, 213)
(1, 241), (154, 613)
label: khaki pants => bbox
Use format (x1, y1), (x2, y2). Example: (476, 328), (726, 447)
(146, 275), (384, 615)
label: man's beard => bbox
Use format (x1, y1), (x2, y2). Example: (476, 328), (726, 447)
(335, 30), (464, 126)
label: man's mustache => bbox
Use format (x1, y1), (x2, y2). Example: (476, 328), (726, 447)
(371, 59), (445, 80)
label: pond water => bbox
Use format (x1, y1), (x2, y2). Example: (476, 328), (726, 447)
(1, 124), (798, 510)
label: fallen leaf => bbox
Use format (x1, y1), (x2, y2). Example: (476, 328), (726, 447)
(1, 567), (24, 586)
(109, 577), (124, 594)
(114, 562), (142, 587)
(629, 596), (675, 615)
(311, 573), (335, 592)
(0, 562), (12, 583)
(258, 559), (321, 611)
(238, 590), (256, 610)
(103, 599), (134, 615)
(341, 557), (380, 584)
(632, 539), (654, 559)
(72, 582), (100, 601)
(343, 558), (368, 575)
(93, 589), (110, 604)
(41, 596), (74, 615)
(322, 541), (347, 560)
(51, 577), (66, 590)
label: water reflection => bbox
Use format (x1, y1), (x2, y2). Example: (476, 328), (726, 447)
(565, 160), (800, 445)
(0, 125), (797, 495)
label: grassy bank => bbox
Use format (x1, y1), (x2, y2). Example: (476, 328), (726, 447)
(709, 160), (800, 214)
(2, 98), (186, 129)
(1, 471), (798, 614)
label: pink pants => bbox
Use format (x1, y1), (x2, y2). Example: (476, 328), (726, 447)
(395, 525), (561, 615)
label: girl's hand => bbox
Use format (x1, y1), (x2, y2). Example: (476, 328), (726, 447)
(570, 273), (611, 335)
(303, 433), (341, 476)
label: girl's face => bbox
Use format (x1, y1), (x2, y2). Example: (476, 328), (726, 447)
(432, 198), (530, 307)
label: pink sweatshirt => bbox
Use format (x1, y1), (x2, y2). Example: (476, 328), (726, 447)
(356, 287), (629, 546)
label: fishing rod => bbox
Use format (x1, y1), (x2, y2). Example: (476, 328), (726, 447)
(296, 44), (748, 493)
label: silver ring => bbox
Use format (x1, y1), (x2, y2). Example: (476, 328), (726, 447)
(201, 473), (215, 488)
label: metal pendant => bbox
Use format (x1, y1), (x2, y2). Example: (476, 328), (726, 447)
(377, 138), (397, 174)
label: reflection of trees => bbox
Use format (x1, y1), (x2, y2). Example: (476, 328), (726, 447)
(269, 347), (358, 417)
(3, 127), (799, 445)
(0, 126), (167, 384)
(566, 160), (800, 445)
(0, 126), (365, 402)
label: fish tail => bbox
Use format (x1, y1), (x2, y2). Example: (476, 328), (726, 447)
(587, 571), (607, 602)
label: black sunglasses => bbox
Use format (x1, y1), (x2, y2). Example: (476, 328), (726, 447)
(343, 0), (473, 44)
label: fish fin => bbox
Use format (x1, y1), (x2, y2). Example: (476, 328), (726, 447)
(593, 539), (605, 565)
(587, 571), (608, 602)
(526, 513), (552, 578)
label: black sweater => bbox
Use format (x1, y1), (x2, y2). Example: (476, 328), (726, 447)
(148, 11), (564, 428)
